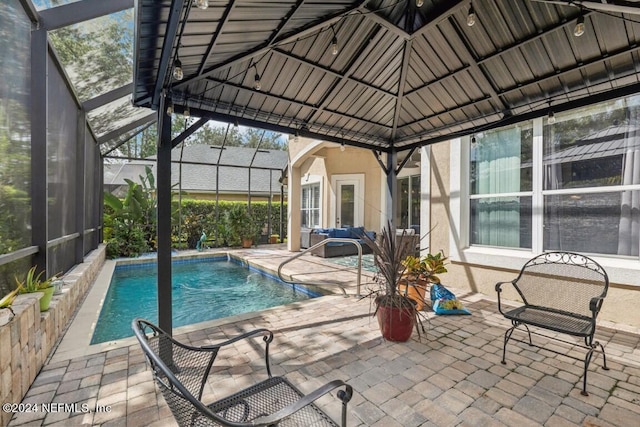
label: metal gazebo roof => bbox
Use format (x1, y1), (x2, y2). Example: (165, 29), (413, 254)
(133, 0), (640, 152)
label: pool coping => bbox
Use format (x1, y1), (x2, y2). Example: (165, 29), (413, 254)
(49, 251), (338, 363)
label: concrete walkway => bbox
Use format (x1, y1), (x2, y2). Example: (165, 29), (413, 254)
(8, 248), (640, 426)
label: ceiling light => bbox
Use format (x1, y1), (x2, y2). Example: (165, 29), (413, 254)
(173, 58), (184, 81)
(183, 106), (190, 118)
(195, 0), (208, 10)
(331, 36), (338, 55)
(166, 101), (173, 116)
(471, 135), (476, 145)
(574, 13), (585, 37)
(416, 0), (424, 7)
(548, 110), (556, 124)
(467, 5), (476, 27)
(294, 130), (300, 143)
(254, 73), (261, 90)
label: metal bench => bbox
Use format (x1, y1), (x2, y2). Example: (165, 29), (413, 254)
(132, 319), (353, 426)
(495, 251), (609, 396)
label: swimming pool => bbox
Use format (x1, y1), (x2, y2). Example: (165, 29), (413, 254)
(91, 257), (318, 344)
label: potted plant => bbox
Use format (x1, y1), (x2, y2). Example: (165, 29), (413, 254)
(225, 205), (259, 248)
(269, 234), (279, 244)
(16, 266), (55, 312)
(360, 221), (421, 342)
(0, 284), (22, 326)
(399, 251), (448, 311)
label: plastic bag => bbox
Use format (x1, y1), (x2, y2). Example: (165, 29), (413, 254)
(430, 284), (470, 315)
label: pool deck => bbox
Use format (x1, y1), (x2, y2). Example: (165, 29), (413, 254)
(8, 246), (640, 426)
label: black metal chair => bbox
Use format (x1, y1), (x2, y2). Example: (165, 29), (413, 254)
(495, 251), (609, 396)
(132, 319), (353, 426)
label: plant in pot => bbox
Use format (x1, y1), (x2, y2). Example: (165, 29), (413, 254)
(399, 251), (448, 311)
(16, 266), (55, 312)
(225, 205), (259, 248)
(360, 221), (424, 342)
(0, 284), (22, 326)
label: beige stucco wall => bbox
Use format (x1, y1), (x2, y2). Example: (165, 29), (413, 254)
(427, 140), (640, 328)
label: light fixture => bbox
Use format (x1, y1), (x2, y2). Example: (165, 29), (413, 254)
(330, 26), (338, 56)
(340, 142), (345, 152)
(471, 135), (477, 145)
(234, 117), (239, 127)
(574, 13), (585, 37)
(294, 130), (300, 143)
(254, 72), (261, 90)
(183, 105), (190, 118)
(416, 0), (424, 7)
(548, 110), (556, 124)
(195, 0), (208, 10)
(467, 4), (476, 27)
(166, 101), (173, 116)
(173, 58), (184, 81)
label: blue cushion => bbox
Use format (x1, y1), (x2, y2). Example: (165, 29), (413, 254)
(348, 226), (365, 238)
(334, 228), (351, 238)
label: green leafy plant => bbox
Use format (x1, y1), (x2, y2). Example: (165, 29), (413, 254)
(224, 205), (260, 247)
(401, 251), (448, 284)
(16, 266), (52, 293)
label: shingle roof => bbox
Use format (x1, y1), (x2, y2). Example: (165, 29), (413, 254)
(106, 145), (288, 194)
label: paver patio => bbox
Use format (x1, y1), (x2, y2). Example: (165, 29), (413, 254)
(7, 248), (640, 427)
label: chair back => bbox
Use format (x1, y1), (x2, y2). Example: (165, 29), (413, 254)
(513, 252), (609, 318)
(132, 319), (221, 427)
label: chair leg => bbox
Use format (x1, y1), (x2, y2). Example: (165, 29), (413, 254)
(581, 347), (595, 396)
(338, 387), (353, 427)
(597, 341), (609, 371)
(501, 324), (517, 365)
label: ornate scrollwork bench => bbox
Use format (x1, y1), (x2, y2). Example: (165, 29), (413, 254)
(495, 251), (610, 396)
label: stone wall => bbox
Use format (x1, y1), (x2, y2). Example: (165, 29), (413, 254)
(0, 245), (106, 427)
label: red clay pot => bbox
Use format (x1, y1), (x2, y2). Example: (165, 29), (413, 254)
(376, 303), (415, 342)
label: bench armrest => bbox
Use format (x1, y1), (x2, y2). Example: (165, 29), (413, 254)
(495, 281), (514, 315)
(252, 379), (353, 426)
(589, 296), (605, 316)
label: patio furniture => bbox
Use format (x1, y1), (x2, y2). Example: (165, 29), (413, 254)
(308, 227), (374, 258)
(132, 319), (353, 426)
(495, 251), (609, 396)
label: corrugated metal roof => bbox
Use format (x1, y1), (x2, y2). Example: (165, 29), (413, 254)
(133, 0), (640, 152)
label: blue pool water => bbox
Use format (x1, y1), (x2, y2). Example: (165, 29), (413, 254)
(91, 258), (317, 344)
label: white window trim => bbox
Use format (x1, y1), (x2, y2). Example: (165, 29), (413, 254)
(301, 176), (322, 228)
(448, 119), (640, 286)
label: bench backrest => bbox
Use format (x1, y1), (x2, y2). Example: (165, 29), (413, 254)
(513, 252), (609, 318)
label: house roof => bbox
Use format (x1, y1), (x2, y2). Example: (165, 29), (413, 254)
(133, 0), (640, 153)
(105, 145), (288, 194)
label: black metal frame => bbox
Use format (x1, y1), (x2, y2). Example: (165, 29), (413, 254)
(132, 318), (353, 427)
(495, 251), (610, 396)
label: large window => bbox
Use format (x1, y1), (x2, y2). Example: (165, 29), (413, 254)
(468, 95), (640, 258)
(470, 124), (533, 249)
(301, 183), (320, 228)
(397, 175), (421, 229)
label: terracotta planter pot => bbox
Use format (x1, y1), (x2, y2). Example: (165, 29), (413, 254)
(398, 279), (428, 311)
(241, 238), (253, 248)
(376, 303), (415, 342)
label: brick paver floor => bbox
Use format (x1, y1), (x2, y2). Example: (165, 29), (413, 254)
(7, 249), (640, 426)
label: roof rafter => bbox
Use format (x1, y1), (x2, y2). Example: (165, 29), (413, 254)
(173, 1), (368, 90)
(197, 0), (238, 76)
(305, 26), (385, 126)
(199, 77), (392, 129)
(391, 39), (412, 142)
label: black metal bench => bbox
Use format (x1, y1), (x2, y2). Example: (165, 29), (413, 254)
(132, 319), (353, 426)
(495, 251), (609, 396)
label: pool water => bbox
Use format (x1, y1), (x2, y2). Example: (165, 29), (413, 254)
(91, 258), (317, 344)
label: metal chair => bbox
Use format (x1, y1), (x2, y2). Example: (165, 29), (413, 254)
(132, 318), (352, 426)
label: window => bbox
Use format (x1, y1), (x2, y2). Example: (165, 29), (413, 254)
(397, 175), (421, 229)
(301, 183), (320, 228)
(466, 95), (640, 258)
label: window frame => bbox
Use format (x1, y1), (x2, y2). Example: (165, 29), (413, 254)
(449, 113), (640, 285)
(300, 178), (322, 229)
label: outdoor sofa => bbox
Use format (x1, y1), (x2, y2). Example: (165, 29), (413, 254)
(308, 226), (374, 258)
